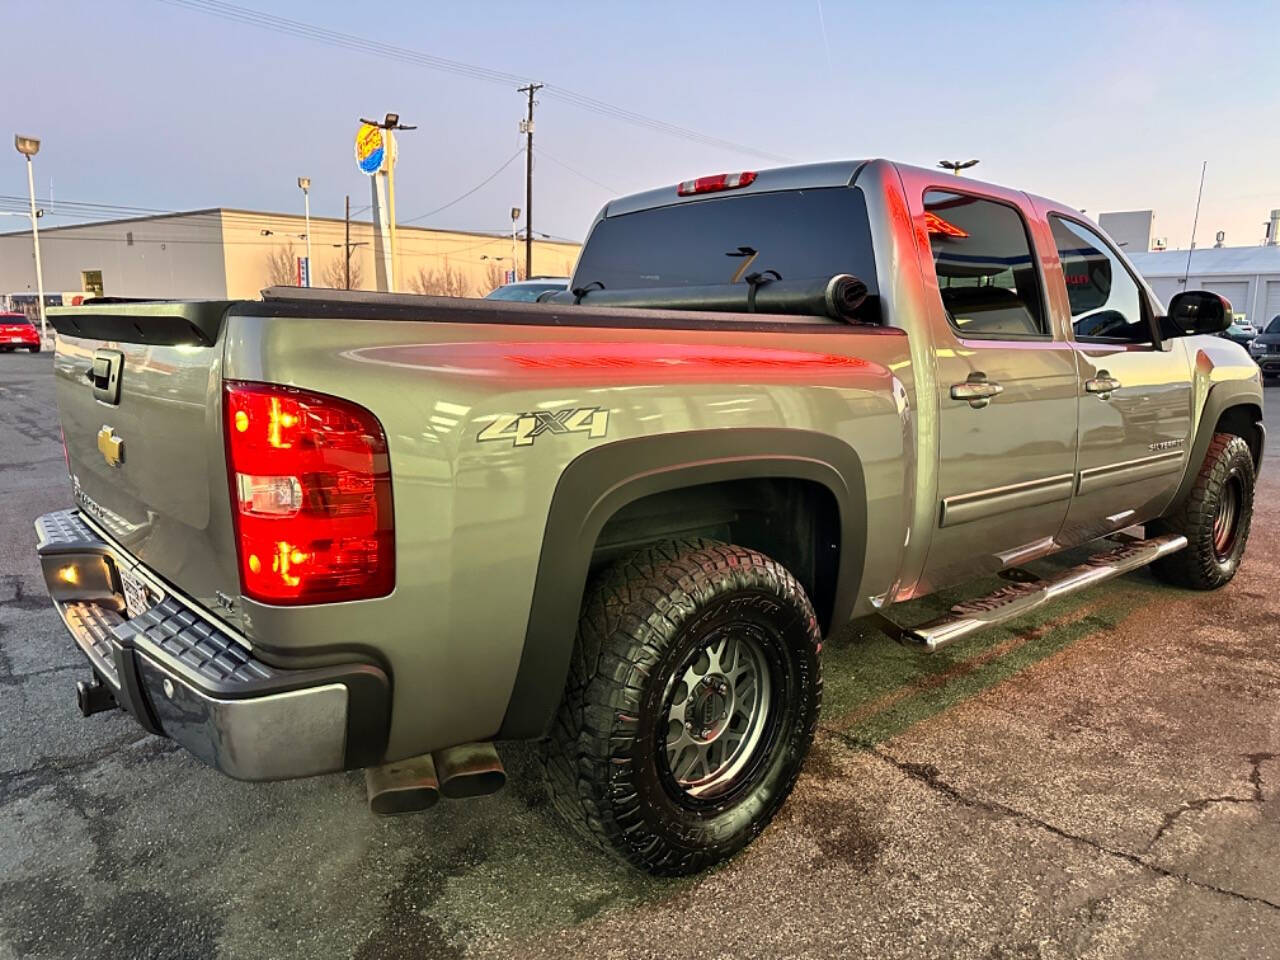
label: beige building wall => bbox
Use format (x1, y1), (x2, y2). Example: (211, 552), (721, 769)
(0, 208), (580, 302)
(0, 211), (230, 300)
(220, 210), (581, 299)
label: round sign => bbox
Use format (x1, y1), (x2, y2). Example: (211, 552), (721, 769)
(355, 123), (385, 175)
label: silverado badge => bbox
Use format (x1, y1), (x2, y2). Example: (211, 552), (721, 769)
(97, 425), (124, 467)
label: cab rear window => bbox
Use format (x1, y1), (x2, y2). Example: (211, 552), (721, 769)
(573, 186), (879, 318)
(923, 190), (1048, 338)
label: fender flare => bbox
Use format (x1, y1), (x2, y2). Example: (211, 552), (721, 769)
(1169, 378), (1265, 509)
(497, 428), (867, 740)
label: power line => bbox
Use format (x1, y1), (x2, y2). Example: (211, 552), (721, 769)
(155, 0), (792, 163)
(533, 147), (620, 195)
(399, 150), (523, 225)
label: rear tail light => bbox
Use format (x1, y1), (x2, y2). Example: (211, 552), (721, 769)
(676, 171), (757, 196)
(223, 381), (394, 605)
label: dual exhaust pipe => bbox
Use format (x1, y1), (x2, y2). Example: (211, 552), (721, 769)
(364, 741), (506, 815)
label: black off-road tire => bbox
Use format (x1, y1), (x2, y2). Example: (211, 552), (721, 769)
(1149, 433), (1254, 589)
(541, 539), (822, 876)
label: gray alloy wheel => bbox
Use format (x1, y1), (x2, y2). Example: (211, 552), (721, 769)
(663, 629), (772, 799)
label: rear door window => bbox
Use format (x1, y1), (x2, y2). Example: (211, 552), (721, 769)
(923, 189), (1048, 338)
(572, 186), (879, 320)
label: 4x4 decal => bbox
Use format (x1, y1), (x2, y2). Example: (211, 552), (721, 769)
(477, 407), (609, 447)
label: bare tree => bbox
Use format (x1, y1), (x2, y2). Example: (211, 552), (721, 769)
(409, 261), (473, 298)
(320, 255), (363, 290)
(482, 260), (526, 294)
(483, 262), (506, 295)
(263, 241), (298, 287)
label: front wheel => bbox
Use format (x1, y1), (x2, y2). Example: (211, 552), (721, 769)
(1150, 433), (1255, 589)
(542, 539), (821, 876)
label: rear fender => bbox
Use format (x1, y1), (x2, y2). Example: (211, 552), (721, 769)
(497, 429), (867, 740)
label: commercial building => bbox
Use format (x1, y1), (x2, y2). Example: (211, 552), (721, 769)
(0, 209), (581, 302)
(1098, 210), (1158, 254)
(1127, 246), (1280, 325)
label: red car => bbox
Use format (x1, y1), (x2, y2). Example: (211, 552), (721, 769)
(0, 312), (41, 352)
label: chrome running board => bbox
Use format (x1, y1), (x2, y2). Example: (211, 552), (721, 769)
(902, 534), (1187, 653)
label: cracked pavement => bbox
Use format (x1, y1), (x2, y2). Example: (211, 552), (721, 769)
(1, 350), (1278, 959)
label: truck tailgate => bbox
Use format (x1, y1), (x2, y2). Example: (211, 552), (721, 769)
(50, 303), (243, 628)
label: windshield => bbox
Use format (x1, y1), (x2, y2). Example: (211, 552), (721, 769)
(1268, 316), (1280, 335)
(0, 314), (32, 326)
(485, 282), (566, 302)
(574, 186), (879, 303)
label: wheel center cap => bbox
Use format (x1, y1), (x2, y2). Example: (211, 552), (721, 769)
(689, 674), (731, 741)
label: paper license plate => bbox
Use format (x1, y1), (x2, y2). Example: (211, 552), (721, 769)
(119, 566), (154, 619)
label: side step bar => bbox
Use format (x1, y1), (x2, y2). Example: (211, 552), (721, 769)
(901, 533), (1187, 652)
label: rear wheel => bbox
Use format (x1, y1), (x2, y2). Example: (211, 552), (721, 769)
(27, 345), (40, 353)
(542, 539), (821, 876)
(1150, 433), (1254, 589)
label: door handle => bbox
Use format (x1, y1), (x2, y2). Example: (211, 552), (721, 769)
(950, 373), (1004, 409)
(1084, 372), (1122, 399)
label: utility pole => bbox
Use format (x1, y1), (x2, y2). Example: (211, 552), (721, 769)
(518, 83), (542, 279)
(345, 194), (351, 290)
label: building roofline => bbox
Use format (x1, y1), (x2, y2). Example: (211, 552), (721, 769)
(0, 207), (582, 245)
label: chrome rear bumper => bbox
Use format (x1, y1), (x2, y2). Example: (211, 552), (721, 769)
(35, 509), (389, 781)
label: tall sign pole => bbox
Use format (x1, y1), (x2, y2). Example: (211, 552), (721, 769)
(517, 84), (542, 279)
(356, 121), (393, 291)
(385, 128), (398, 290)
(359, 114), (415, 293)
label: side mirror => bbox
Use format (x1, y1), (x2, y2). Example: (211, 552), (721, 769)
(1165, 290), (1232, 336)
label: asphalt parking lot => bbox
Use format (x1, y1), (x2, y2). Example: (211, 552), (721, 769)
(2, 349), (1278, 960)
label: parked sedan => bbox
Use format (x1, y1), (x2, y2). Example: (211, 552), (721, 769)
(484, 277), (569, 303)
(0, 312), (40, 352)
(1222, 318), (1257, 347)
(1249, 315), (1280, 380)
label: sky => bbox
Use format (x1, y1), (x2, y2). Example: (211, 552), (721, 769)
(4, 0), (1280, 249)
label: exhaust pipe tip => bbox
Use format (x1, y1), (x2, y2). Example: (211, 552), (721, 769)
(76, 677), (117, 717)
(433, 742), (507, 800)
(365, 756), (441, 815)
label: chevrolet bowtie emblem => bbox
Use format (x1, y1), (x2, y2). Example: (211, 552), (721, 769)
(97, 426), (124, 467)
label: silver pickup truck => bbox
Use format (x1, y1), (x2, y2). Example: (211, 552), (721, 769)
(36, 160), (1263, 876)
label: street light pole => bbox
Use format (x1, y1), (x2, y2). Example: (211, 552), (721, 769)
(510, 206), (521, 282)
(15, 135), (46, 341)
(297, 177), (312, 287)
